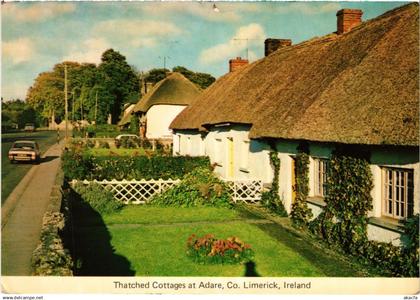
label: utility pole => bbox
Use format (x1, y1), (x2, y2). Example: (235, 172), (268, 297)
(64, 64), (68, 142)
(72, 90), (75, 121)
(95, 90), (98, 126)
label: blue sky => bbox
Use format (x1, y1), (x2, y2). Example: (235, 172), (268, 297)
(1, 1), (409, 101)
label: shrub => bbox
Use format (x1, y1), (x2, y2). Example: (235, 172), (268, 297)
(85, 139), (96, 148)
(98, 141), (110, 149)
(73, 183), (123, 214)
(186, 234), (254, 264)
(61, 147), (93, 180)
(149, 167), (231, 207)
(62, 149), (210, 180)
(32, 212), (73, 276)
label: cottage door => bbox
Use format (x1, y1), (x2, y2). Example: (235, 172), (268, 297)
(291, 157), (297, 203)
(227, 137), (234, 179)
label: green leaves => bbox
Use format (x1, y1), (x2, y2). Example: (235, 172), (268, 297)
(149, 167), (232, 208)
(262, 152), (288, 217)
(308, 154), (419, 277)
(291, 152), (312, 227)
(62, 147), (210, 180)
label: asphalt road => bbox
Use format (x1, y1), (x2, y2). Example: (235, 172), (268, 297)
(2, 130), (58, 203)
(1, 140), (64, 275)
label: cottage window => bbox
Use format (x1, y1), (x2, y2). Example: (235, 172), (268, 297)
(240, 140), (250, 170)
(314, 158), (329, 197)
(383, 168), (414, 219)
(214, 138), (222, 165)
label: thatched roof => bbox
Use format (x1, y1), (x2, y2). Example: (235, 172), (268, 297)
(118, 104), (136, 126)
(133, 72), (201, 113)
(171, 3), (419, 146)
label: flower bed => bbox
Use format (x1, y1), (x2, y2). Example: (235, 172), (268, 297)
(186, 234), (254, 264)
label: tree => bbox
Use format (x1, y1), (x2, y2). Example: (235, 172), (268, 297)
(2, 99), (40, 129)
(172, 66), (215, 89)
(144, 68), (170, 85)
(144, 66), (215, 89)
(98, 49), (140, 124)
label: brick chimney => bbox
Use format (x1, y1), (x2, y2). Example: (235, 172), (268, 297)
(229, 57), (248, 73)
(264, 39), (292, 56)
(336, 9), (363, 34)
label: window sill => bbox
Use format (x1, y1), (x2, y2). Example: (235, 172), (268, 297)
(368, 217), (405, 233)
(306, 197), (326, 208)
(239, 167), (250, 173)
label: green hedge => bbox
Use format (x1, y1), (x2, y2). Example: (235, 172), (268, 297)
(62, 148), (210, 180)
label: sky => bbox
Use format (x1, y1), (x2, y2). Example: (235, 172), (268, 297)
(1, 1), (410, 101)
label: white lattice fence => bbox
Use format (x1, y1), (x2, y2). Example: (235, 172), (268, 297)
(71, 179), (180, 204)
(225, 180), (263, 204)
(71, 178), (263, 204)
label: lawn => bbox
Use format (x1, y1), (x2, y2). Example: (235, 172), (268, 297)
(1, 130), (58, 203)
(71, 204), (366, 277)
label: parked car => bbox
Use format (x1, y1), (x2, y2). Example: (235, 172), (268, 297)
(114, 134), (140, 148)
(8, 140), (41, 163)
(24, 123), (35, 132)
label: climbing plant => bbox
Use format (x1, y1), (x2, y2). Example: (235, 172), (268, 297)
(261, 152), (287, 217)
(308, 153), (419, 277)
(310, 155), (373, 249)
(290, 152), (312, 227)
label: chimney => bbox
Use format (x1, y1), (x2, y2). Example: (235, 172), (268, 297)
(264, 39), (292, 56)
(229, 57), (249, 73)
(336, 9), (363, 34)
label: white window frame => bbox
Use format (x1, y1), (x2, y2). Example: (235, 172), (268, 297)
(382, 167), (414, 220)
(313, 158), (329, 198)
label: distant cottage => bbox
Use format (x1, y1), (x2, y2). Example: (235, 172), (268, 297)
(170, 4), (419, 245)
(120, 72), (201, 141)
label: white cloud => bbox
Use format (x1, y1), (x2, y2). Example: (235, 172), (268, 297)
(139, 2), (244, 22)
(94, 19), (182, 37)
(272, 3), (341, 15)
(3, 3), (76, 23)
(63, 38), (111, 64)
(3, 38), (35, 64)
(199, 23), (266, 65)
(1, 81), (29, 100)
(92, 19), (182, 49)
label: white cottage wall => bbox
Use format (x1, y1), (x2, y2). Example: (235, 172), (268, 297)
(203, 125), (272, 183)
(175, 131), (205, 156)
(146, 105), (187, 139)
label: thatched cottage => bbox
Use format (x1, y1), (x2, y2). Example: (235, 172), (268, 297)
(170, 4), (419, 244)
(128, 72), (201, 140)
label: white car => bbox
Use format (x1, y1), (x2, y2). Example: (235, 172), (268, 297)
(8, 140), (41, 163)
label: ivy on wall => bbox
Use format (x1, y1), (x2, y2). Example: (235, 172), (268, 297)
(262, 152), (288, 217)
(308, 153), (419, 277)
(290, 152), (312, 227)
(309, 155), (373, 248)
